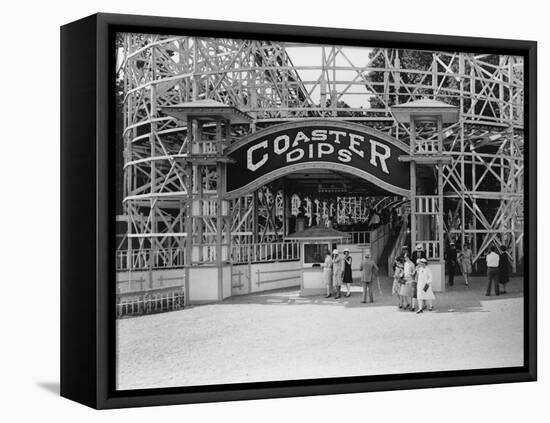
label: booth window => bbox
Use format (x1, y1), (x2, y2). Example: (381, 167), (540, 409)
(304, 243), (330, 264)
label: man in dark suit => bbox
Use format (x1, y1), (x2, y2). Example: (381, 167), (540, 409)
(446, 242), (459, 287)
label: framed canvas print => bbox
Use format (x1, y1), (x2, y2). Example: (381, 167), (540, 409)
(60, 13), (537, 409)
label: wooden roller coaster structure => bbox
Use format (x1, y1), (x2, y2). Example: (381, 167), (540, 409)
(116, 34), (524, 274)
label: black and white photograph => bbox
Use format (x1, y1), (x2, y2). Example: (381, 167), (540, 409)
(4, 0), (548, 420)
(114, 32), (528, 391)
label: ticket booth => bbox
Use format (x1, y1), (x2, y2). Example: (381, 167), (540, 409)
(286, 226), (351, 296)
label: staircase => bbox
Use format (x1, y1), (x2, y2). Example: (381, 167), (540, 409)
(377, 229), (400, 276)
(379, 217), (409, 276)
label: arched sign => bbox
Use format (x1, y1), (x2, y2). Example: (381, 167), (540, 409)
(224, 120), (411, 198)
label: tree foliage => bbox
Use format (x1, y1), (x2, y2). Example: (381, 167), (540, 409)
(365, 49), (504, 120)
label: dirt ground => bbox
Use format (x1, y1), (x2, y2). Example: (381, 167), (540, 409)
(116, 275), (524, 390)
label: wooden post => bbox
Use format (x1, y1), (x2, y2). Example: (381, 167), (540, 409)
(437, 116), (445, 286)
(459, 53), (466, 249)
(216, 118), (224, 301)
(252, 190), (259, 244)
(192, 37), (199, 101)
(410, 116), (417, 251)
(250, 69), (257, 133)
(148, 83), (157, 290)
(197, 157), (204, 263)
(223, 119), (232, 268)
(125, 83), (133, 268)
(282, 181), (289, 237)
(184, 117), (194, 306)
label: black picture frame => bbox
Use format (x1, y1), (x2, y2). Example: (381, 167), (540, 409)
(60, 12), (537, 409)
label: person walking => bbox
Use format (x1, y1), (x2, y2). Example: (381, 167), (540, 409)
(323, 249), (333, 298)
(498, 245), (511, 294)
(446, 241), (459, 287)
(485, 246), (500, 296)
(416, 258), (435, 313)
(458, 242), (473, 286)
(401, 253), (416, 311)
(342, 248), (353, 297)
(332, 249), (344, 299)
(359, 251), (378, 303)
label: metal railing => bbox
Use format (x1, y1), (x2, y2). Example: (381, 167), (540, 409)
(416, 240), (441, 260)
(191, 141), (219, 155)
(414, 138), (439, 154)
(232, 241), (300, 264)
(116, 232), (380, 271)
(345, 231), (371, 244)
(116, 247), (185, 271)
(116, 285), (185, 318)
(415, 196), (440, 214)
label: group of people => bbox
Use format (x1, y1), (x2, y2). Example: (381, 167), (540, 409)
(322, 248), (353, 299)
(446, 242), (511, 295)
(321, 241), (513, 309)
(391, 244), (435, 313)
(445, 242), (473, 286)
(484, 245), (511, 296)
(322, 248), (379, 304)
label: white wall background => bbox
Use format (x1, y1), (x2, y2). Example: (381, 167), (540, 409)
(1, 0), (546, 421)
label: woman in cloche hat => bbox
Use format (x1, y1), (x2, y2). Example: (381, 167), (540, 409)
(342, 248), (353, 297)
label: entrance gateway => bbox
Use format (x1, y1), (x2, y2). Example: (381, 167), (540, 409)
(221, 118), (445, 298)
(224, 120), (410, 198)
(117, 100), (456, 309)
(173, 101), (453, 305)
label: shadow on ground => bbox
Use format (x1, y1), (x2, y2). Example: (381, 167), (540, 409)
(36, 381), (60, 396)
(216, 276), (524, 314)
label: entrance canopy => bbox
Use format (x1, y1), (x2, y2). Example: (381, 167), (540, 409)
(224, 120), (411, 198)
(286, 225), (351, 242)
(275, 166), (402, 197)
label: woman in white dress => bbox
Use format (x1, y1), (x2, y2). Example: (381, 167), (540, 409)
(332, 249), (344, 299)
(323, 250), (333, 298)
(416, 258), (435, 313)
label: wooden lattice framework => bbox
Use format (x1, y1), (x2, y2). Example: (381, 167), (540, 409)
(117, 33), (524, 270)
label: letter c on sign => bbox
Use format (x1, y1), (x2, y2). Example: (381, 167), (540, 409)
(247, 140), (268, 171)
(274, 135), (290, 154)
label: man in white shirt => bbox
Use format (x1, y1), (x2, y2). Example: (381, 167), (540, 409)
(485, 245), (500, 296)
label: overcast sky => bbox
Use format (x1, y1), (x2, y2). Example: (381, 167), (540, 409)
(117, 37), (375, 108)
(286, 44), (374, 107)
